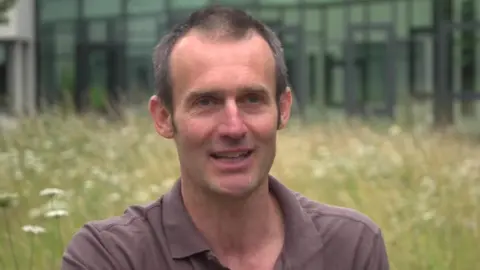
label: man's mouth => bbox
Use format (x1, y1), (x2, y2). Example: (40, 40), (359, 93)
(210, 150), (254, 160)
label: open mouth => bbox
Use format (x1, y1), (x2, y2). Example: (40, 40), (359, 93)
(210, 150), (254, 160)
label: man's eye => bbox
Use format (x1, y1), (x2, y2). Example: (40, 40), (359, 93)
(248, 96), (259, 103)
(242, 94), (262, 104)
(196, 97), (216, 106)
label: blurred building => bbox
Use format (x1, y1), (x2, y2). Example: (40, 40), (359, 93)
(1, 0), (479, 126)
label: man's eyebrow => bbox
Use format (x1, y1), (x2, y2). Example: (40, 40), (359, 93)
(237, 85), (269, 94)
(187, 85), (269, 99)
(185, 89), (223, 101)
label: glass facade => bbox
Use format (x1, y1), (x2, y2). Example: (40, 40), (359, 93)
(36, 0), (480, 120)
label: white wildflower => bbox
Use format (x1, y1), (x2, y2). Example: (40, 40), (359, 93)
(22, 225), (46, 235)
(44, 209), (69, 219)
(39, 188), (65, 198)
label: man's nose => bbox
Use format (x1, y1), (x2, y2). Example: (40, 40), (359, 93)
(217, 101), (247, 139)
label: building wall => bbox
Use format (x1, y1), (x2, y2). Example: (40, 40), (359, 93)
(0, 0), (36, 116)
(36, 0), (480, 115)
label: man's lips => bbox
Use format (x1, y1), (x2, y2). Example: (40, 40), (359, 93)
(209, 148), (255, 159)
(208, 148), (255, 171)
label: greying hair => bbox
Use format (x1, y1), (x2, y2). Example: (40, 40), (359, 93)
(152, 5), (289, 113)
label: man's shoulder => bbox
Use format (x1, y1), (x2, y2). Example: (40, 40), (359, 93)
(62, 199), (164, 269)
(291, 193), (390, 269)
(294, 192), (381, 236)
(84, 199), (161, 234)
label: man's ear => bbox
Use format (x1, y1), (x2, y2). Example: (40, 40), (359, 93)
(148, 95), (174, 139)
(277, 87), (292, 130)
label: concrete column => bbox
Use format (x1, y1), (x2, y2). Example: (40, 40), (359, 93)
(8, 41), (25, 116)
(24, 41), (36, 116)
(7, 41), (36, 117)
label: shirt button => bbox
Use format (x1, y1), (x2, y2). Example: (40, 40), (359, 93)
(206, 251), (216, 261)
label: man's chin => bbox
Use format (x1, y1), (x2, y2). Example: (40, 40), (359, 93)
(207, 174), (263, 199)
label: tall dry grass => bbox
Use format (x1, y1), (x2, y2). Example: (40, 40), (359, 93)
(0, 110), (479, 270)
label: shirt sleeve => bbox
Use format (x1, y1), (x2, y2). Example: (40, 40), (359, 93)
(61, 223), (121, 270)
(364, 230), (390, 270)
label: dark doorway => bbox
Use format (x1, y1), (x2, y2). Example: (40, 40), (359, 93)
(344, 23), (397, 118)
(438, 21), (480, 119)
(75, 43), (124, 115)
(408, 27), (433, 101)
(0, 43), (9, 112)
(267, 22), (307, 113)
(459, 0), (476, 116)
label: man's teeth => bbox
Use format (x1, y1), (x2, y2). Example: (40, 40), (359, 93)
(215, 152), (248, 158)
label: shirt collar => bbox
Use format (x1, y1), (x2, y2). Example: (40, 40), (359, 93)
(161, 178), (210, 259)
(161, 175), (323, 264)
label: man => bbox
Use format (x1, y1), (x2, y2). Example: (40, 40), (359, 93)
(62, 5), (389, 270)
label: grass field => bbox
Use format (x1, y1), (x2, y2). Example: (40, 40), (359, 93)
(0, 108), (479, 270)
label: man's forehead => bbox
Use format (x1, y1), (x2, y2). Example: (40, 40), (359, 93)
(168, 29), (277, 100)
(171, 30), (274, 65)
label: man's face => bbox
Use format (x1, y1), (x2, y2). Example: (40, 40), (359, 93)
(149, 30), (292, 198)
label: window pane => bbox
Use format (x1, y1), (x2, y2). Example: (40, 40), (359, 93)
(128, 17), (157, 44)
(55, 23), (75, 56)
(127, 0), (165, 15)
(84, 0), (121, 18)
(171, 0), (208, 9)
(41, 0), (77, 21)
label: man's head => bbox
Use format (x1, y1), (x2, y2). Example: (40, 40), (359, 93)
(149, 5), (293, 199)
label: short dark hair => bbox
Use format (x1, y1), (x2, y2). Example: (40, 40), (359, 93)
(152, 5), (289, 113)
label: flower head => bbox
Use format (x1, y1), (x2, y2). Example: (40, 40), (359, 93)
(22, 225), (46, 235)
(44, 209), (69, 219)
(39, 188), (65, 198)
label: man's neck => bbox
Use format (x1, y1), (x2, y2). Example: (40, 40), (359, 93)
(181, 178), (285, 263)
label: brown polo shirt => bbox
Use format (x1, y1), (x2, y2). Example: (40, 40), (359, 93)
(62, 176), (389, 270)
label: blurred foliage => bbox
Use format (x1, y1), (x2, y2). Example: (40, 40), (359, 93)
(0, 0), (16, 23)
